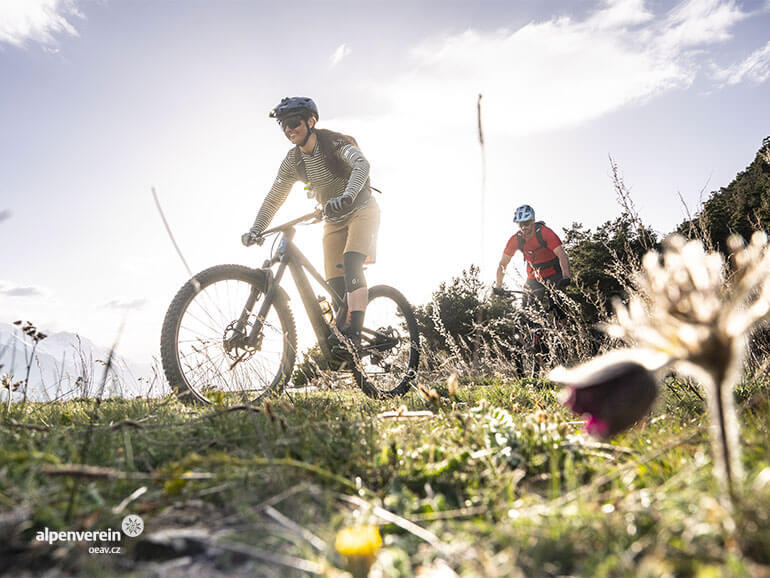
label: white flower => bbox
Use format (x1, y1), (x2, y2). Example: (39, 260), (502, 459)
(553, 233), (770, 502)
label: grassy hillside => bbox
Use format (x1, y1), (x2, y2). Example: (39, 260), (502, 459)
(1, 375), (768, 576)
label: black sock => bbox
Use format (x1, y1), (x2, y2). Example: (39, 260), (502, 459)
(349, 310), (364, 334)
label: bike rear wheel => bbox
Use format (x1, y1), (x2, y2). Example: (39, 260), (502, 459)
(353, 285), (420, 398)
(160, 265), (297, 404)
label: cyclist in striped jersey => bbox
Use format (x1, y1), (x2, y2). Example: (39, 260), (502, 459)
(242, 97), (380, 354)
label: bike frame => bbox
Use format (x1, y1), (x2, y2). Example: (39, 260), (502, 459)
(498, 289), (549, 348)
(246, 211), (345, 362)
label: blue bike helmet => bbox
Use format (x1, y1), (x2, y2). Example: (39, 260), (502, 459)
(269, 97), (319, 121)
(513, 204), (535, 223)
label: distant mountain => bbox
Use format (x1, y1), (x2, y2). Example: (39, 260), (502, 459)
(0, 322), (161, 402)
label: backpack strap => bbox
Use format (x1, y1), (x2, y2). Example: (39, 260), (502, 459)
(517, 222), (546, 252)
(521, 222), (561, 274)
(295, 136), (382, 193)
(293, 134), (354, 183)
(294, 146), (309, 184)
(534, 222), (547, 249)
(532, 257), (561, 272)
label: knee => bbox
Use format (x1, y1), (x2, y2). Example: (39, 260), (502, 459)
(343, 251), (367, 293)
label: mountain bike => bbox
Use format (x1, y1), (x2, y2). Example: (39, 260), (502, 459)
(160, 209), (420, 403)
(493, 288), (557, 376)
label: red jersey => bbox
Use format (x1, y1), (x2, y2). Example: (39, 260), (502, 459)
(503, 224), (562, 279)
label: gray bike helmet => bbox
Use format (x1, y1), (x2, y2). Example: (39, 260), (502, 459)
(269, 96), (319, 121)
(513, 204), (535, 223)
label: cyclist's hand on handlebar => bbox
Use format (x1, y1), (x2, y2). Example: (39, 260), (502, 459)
(492, 286), (507, 297)
(241, 230), (265, 247)
(557, 277), (571, 290)
(323, 193), (354, 218)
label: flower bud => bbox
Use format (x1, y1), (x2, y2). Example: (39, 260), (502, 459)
(554, 358), (658, 439)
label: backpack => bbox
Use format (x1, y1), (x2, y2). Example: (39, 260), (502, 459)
(294, 130), (358, 184)
(516, 221), (547, 252)
(516, 221), (561, 274)
(295, 130), (382, 194)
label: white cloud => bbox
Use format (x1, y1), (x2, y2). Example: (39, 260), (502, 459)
(100, 298), (148, 311)
(658, 0), (746, 50)
(0, 0), (81, 47)
(330, 43), (352, 66)
(0, 281), (46, 298)
(322, 0), (760, 299)
(713, 40), (770, 85)
(372, 0), (752, 137)
(587, 0), (655, 29)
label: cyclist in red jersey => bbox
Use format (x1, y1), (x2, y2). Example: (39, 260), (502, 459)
(494, 204), (571, 308)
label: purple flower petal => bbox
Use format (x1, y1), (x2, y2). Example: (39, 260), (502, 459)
(585, 416), (610, 437)
(558, 360), (658, 439)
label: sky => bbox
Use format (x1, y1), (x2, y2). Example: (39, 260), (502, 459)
(1, 0), (769, 367)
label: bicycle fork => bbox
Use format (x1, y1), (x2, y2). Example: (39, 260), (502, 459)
(246, 266), (284, 349)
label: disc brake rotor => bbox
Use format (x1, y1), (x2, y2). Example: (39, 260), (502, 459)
(223, 320), (257, 362)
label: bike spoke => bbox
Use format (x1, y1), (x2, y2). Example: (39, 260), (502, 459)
(185, 302), (228, 336)
(354, 288), (419, 396)
(170, 272), (288, 399)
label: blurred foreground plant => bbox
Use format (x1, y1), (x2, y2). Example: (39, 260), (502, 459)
(335, 525), (382, 577)
(552, 233), (770, 505)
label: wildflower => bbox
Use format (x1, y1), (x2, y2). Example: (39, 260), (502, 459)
(447, 373), (459, 398)
(335, 525), (382, 577)
(554, 353), (658, 439)
(552, 233), (770, 500)
(417, 383), (440, 405)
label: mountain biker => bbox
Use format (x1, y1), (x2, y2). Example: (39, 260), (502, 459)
(494, 204), (571, 311)
(242, 97), (379, 353)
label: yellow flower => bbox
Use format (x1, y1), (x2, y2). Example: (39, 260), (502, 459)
(163, 470), (194, 495)
(335, 525), (383, 577)
(335, 525), (382, 558)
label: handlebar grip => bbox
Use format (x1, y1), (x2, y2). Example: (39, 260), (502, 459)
(241, 232), (265, 247)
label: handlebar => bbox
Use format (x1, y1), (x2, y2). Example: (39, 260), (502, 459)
(260, 209), (323, 237)
(244, 209), (324, 247)
(493, 288), (524, 298)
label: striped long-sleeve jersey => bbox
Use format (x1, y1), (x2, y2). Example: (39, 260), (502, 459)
(250, 139), (371, 234)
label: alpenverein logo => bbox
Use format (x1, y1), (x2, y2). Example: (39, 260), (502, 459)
(35, 528), (122, 544)
(121, 515), (144, 537)
(34, 514), (145, 555)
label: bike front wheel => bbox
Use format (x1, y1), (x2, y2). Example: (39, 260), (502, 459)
(160, 264), (297, 404)
(353, 285), (420, 398)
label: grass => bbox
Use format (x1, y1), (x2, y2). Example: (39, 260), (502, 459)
(0, 375), (769, 577)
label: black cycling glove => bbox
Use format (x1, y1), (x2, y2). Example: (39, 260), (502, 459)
(324, 194), (354, 218)
(241, 230), (264, 247)
(557, 277), (571, 290)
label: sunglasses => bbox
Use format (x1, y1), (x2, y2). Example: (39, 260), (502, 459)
(279, 116), (304, 130)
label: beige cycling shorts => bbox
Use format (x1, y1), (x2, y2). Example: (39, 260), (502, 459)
(322, 197), (380, 280)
